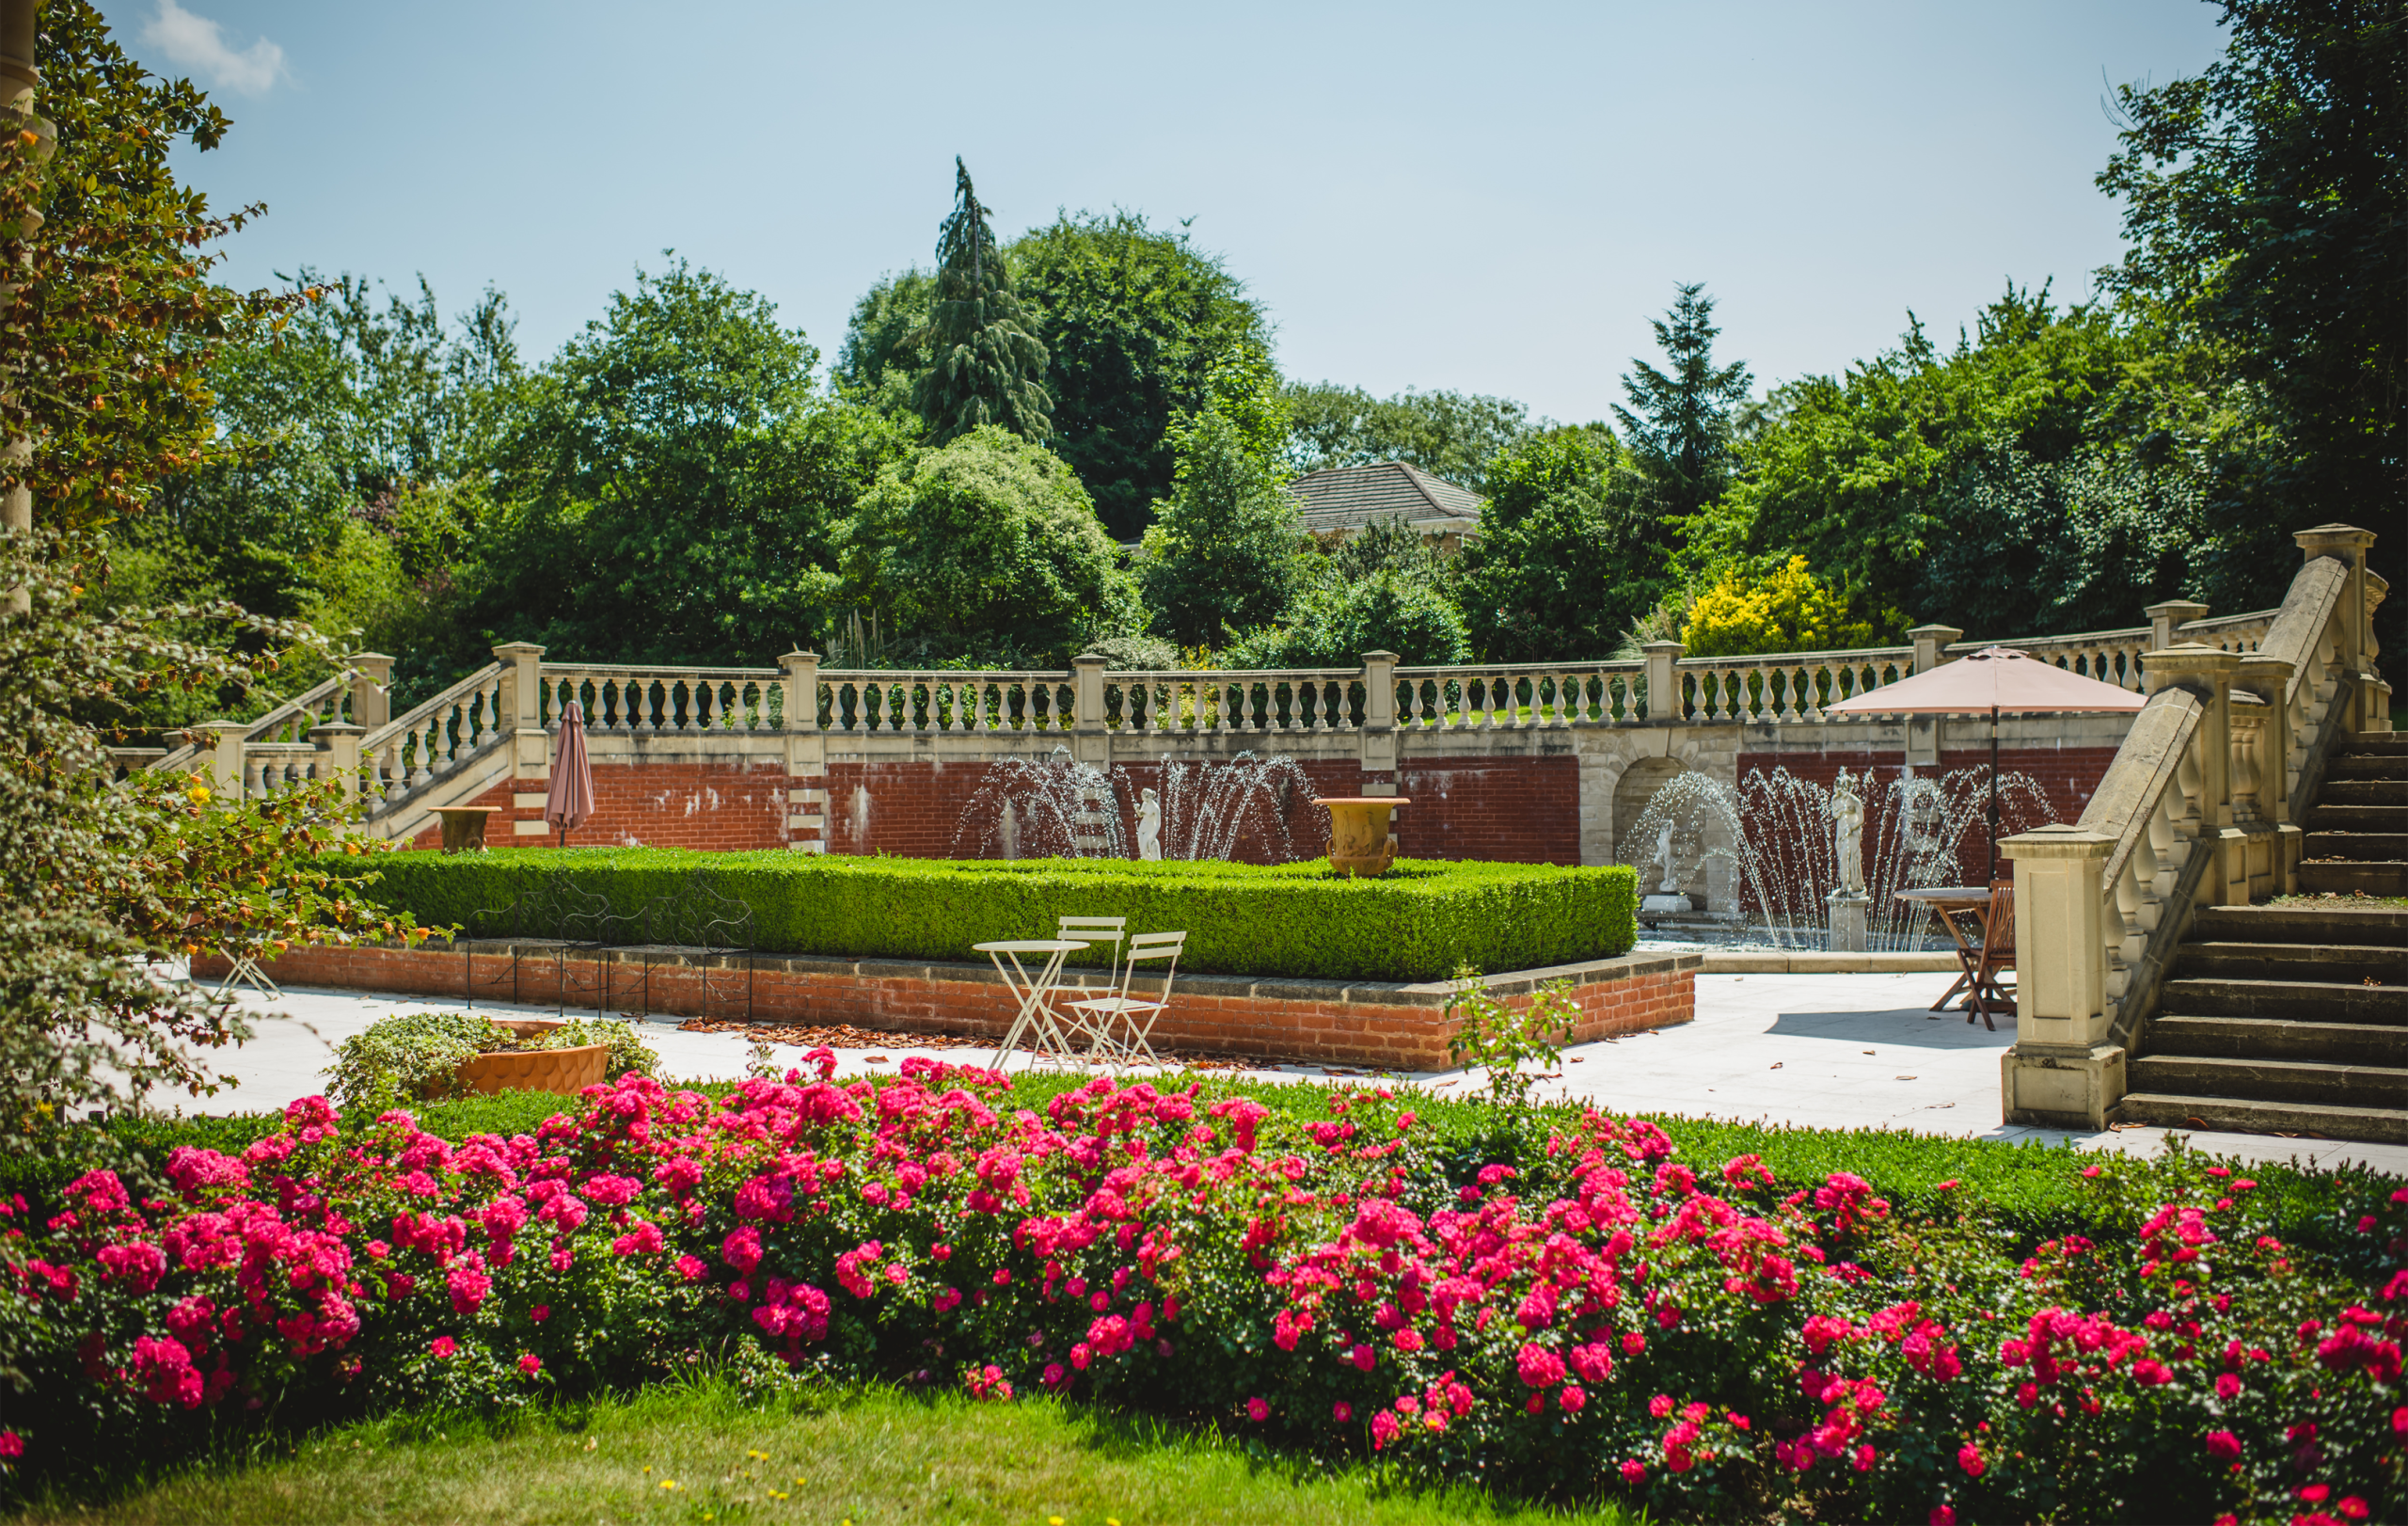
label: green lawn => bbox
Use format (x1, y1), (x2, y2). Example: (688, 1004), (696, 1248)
(6, 1380), (1640, 1526)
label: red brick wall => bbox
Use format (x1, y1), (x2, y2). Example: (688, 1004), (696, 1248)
(1398, 755), (1582, 865)
(195, 944), (1697, 1072)
(406, 758), (792, 852)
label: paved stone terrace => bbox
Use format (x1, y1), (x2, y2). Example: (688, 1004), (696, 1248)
(168, 969), (2407, 1179)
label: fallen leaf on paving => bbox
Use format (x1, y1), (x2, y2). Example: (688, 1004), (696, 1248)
(1768, 1062), (1783, 1070)
(1895, 1074), (1917, 1080)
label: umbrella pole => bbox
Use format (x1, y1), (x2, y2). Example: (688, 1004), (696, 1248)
(1987, 705), (2000, 883)
(558, 823), (566, 850)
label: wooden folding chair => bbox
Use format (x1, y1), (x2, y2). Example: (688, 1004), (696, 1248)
(1947, 878), (2017, 1031)
(1059, 930), (1184, 1071)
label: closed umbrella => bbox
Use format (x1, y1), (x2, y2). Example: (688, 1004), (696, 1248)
(1825, 646), (2145, 881)
(545, 701), (595, 848)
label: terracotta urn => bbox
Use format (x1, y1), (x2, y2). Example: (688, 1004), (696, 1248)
(448, 1017), (610, 1097)
(1315, 797), (1409, 878)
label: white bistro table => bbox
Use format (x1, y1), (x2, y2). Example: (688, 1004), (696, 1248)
(976, 938), (1095, 1070)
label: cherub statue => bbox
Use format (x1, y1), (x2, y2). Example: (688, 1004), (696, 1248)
(1653, 820), (1679, 895)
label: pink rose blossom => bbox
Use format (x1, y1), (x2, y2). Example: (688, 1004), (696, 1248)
(1246, 1397), (1269, 1423)
(431, 1336), (457, 1359)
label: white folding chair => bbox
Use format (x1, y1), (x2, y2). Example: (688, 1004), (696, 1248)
(1060, 930), (1184, 1072)
(1051, 915), (1125, 1063)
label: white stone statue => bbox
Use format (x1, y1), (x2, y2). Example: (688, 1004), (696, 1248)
(1830, 768), (1866, 894)
(1136, 787), (1163, 861)
(1653, 820), (1679, 895)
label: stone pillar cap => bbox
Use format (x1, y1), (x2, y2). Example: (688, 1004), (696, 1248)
(1641, 640), (1685, 655)
(308, 722), (366, 735)
(1071, 652), (1109, 664)
(2000, 822), (2115, 859)
(2140, 643), (2241, 668)
(780, 649), (820, 662)
(1360, 649), (1398, 662)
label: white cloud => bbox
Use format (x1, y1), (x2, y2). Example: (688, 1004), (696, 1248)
(138, 0), (286, 96)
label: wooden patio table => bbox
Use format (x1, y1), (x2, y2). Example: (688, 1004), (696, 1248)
(1893, 885), (1996, 1013)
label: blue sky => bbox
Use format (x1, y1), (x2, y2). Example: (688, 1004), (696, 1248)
(100, 0), (2229, 424)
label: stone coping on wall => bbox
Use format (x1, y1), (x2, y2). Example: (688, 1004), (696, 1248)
(193, 943), (1699, 1072)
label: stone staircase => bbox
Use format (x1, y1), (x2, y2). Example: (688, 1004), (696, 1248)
(2119, 736), (2408, 1143)
(2301, 733), (2408, 895)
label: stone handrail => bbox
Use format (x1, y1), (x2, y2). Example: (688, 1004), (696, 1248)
(150, 671), (354, 777)
(1964, 609), (2273, 692)
(540, 663), (785, 735)
(358, 661), (507, 807)
(2258, 556), (2353, 822)
(1392, 660), (1645, 728)
(1999, 524), (2380, 1130)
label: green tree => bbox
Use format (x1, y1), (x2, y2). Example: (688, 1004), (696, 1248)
(117, 273), (522, 708)
(1709, 286), (2194, 637)
(912, 159), (1051, 445)
(1137, 407), (1308, 649)
(2098, 0), (2405, 624)
(837, 426), (1136, 664)
(832, 266), (934, 416)
(481, 260), (911, 664)
(1454, 427), (1653, 660)
(1613, 283), (1753, 529)
(0, 1), (424, 1189)
(1283, 383), (1532, 493)
(1225, 570), (1470, 668)
(1012, 210), (1271, 538)
(843, 211), (1272, 538)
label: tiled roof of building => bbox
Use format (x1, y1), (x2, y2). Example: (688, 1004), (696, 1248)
(1284, 461), (1484, 536)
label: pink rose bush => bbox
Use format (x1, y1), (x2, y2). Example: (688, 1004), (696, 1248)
(0, 1057), (2401, 1523)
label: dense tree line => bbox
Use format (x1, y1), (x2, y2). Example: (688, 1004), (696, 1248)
(102, 0), (2402, 733)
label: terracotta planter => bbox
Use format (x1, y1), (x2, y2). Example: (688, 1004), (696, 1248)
(1316, 796), (1410, 878)
(446, 1018), (610, 1097)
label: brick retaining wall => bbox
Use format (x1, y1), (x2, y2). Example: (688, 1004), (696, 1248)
(194, 943), (1699, 1072)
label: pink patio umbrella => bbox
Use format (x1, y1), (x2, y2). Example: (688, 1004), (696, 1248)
(1825, 646), (2145, 881)
(545, 701), (596, 848)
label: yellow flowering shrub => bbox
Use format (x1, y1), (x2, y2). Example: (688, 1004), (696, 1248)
(1680, 556), (1877, 658)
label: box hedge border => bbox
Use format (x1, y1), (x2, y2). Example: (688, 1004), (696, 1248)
(341, 848), (1638, 984)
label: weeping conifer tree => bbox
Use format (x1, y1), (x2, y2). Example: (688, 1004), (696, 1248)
(911, 158), (1053, 444)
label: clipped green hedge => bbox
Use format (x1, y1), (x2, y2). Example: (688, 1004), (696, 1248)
(345, 848), (1638, 983)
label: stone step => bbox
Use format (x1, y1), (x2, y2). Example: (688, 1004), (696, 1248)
(2334, 733), (2408, 755)
(2299, 860), (2408, 896)
(2306, 803), (2408, 833)
(2175, 941), (2408, 982)
(2323, 753), (2408, 780)
(2148, 1013), (2408, 1067)
(2125, 1053), (2408, 1109)
(2305, 832), (2408, 861)
(2158, 976), (2408, 1023)
(2319, 778), (2408, 806)
(2190, 905), (2408, 946)
(2115, 1091), (2408, 1145)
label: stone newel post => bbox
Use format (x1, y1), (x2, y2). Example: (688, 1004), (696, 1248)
(349, 653), (393, 730)
(1642, 642), (1683, 723)
(2293, 524), (2381, 731)
(1905, 625), (1963, 765)
(1070, 653), (1109, 767)
(1998, 823), (2122, 1129)
(493, 641), (547, 785)
(195, 721), (248, 802)
(2144, 644), (2247, 902)
(2239, 652), (2300, 892)
(310, 722), (365, 823)
(1908, 624), (1963, 672)
(1359, 649), (1398, 790)
(2144, 600), (2209, 651)
(779, 650), (826, 852)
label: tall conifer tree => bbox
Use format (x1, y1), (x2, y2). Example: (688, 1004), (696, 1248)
(1613, 283), (1753, 526)
(911, 159), (1052, 444)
